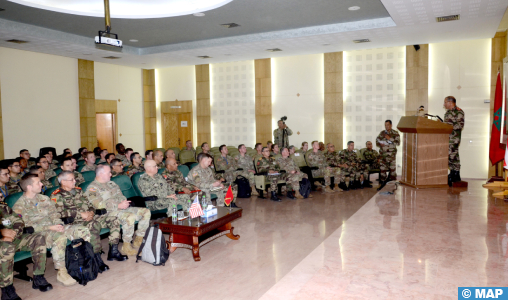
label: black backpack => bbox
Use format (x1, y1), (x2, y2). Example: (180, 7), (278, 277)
(299, 178), (311, 198)
(65, 238), (98, 286)
(235, 175), (251, 198)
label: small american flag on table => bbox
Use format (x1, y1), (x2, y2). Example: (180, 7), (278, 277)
(189, 195), (204, 218)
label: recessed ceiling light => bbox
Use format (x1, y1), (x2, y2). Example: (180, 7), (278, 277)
(6, 39), (28, 44)
(436, 14), (460, 22)
(266, 48), (282, 52)
(129, 39), (138, 42)
(353, 39), (370, 43)
(220, 23), (240, 28)
(348, 6), (360, 11)
(103, 56), (121, 59)
(193, 12), (205, 17)
(197, 55), (211, 59)
(82, 53), (92, 55)
(224, 54), (232, 56)
(322, 43), (331, 46)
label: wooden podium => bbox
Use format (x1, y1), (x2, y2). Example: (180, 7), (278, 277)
(397, 116), (453, 189)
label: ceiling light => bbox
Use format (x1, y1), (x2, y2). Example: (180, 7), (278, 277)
(353, 39), (370, 43)
(103, 56), (121, 59)
(322, 43), (331, 46)
(82, 53), (92, 55)
(348, 6), (360, 11)
(224, 54), (232, 56)
(197, 56), (212, 59)
(6, 39), (28, 44)
(220, 23), (240, 28)
(436, 14), (460, 22)
(266, 48), (282, 52)
(0, 8), (5, 11)
(193, 12), (205, 17)
(129, 39), (138, 42)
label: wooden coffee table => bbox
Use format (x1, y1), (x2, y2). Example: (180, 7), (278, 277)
(155, 207), (242, 261)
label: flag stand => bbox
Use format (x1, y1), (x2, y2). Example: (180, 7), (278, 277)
(487, 161), (505, 183)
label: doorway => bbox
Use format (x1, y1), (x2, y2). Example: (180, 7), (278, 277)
(161, 100), (193, 149)
(96, 113), (116, 153)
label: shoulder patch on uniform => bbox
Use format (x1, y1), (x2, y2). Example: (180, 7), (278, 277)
(52, 189), (60, 195)
(75, 187), (82, 190)
(51, 197), (57, 202)
(258, 157), (262, 161)
(163, 175), (167, 179)
(88, 187), (97, 192)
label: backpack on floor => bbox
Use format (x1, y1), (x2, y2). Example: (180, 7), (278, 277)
(299, 178), (311, 198)
(65, 238), (98, 286)
(235, 175), (252, 198)
(136, 224), (169, 266)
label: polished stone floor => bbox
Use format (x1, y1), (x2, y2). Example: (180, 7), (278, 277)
(13, 180), (504, 299)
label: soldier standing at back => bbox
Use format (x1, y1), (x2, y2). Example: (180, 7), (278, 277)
(443, 96), (465, 185)
(376, 120), (400, 183)
(256, 147), (284, 201)
(273, 120), (293, 148)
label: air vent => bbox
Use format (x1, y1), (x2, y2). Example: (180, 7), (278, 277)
(353, 39), (370, 43)
(266, 48), (282, 52)
(436, 14), (460, 22)
(220, 23), (240, 28)
(197, 55), (211, 59)
(103, 56), (121, 59)
(0, 8), (5, 12)
(6, 39), (28, 44)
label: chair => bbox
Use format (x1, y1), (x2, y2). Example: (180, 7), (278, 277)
(291, 153), (307, 168)
(169, 147), (181, 160)
(131, 172), (144, 197)
(110, 175), (138, 199)
(177, 165), (190, 178)
(38, 147), (56, 158)
(95, 158), (101, 164)
(44, 186), (59, 197)
(79, 181), (93, 190)
(253, 159), (286, 198)
(180, 150), (197, 165)
(76, 165), (85, 172)
(49, 176), (59, 187)
(54, 168), (62, 176)
(189, 162), (198, 170)
(123, 166), (129, 172)
(273, 154), (282, 160)
(81, 171), (95, 182)
(158, 168), (165, 174)
(5, 192), (23, 208)
(358, 148), (381, 181)
(77, 160), (86, 167)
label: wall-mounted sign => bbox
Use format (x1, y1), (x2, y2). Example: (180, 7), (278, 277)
(171, 106), (181, 109)
(181, 121), (188, 127)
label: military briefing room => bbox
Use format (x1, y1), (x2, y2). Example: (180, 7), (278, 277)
(0, 0), (507, 299)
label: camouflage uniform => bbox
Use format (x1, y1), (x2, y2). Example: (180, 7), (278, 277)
(376, 129), (401, 180)
(273, 127), (293, 148)
(115, 154), (131, 167)
(363, 149), (380, 170)
(276, 157), (307, 191)
(6, 177), (21, 194)
(125, 165), (145, 178)
(26, 161), (35, 169)
(324, 151), (344, 182)
(50, 160), (59, 170)
(0, 203), (47, 288)
(12, 194), (91, 270)
(44, 169), (56, 181)
(81, 164), (97, 172)
(138, 173), (190, 213)
(215, 155), (239, 183)
(52, 187), (121, 253)
(156, 162), (165, 170)
(338, 150), (367, 180)
(74, 171), (85, 186)
(0, 186), (8, 202)
(187, 165), (237, 206)
(307, 151), (341, 186)
(84, 180), (150, 244)
(111, 170), (125, 178)
(234, 154), (256, 186)
(444, 106), (465, 171)
(252, 153), (263, 162)
(161, 169), (194, 192)
(97, 159), (107, 164)
(256, 157), (283, 192)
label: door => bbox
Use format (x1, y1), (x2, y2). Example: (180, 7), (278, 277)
(178, 113), (192, 148)
(163, 112), (192, 149)
(96, 113), (115, 152)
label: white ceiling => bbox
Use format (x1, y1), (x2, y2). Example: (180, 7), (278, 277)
(0, 0), (506, 69)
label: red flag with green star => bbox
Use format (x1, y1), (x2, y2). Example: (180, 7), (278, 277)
(490, 72), (504, 165)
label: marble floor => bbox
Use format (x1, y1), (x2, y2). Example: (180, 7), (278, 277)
(12, 180), (506, 300)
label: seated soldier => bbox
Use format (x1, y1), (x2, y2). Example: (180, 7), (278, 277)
(297, 142), (309, 155)
(43, 151), (58, 170)
(124, 148), (134, 167)
(153, 150), (165, 169)
(184, 140), (195, 156)
(307, 141), (339, 193)
(215, 144), (240, 183)
(13, 174), (91, 287)
(201, 142), (211, 155)
(339, 141), (372, 189)
(266, 141), (273, 152)
(234, 144), (259, 196)
(70, 157), (78, 171)
(138, 160), (191, 215)
(319, 142), (326, 152)
(187, 153), (238, 207)
(53, 171), (127, 272)
(20, 149), (35, 168)
(81, 151), (97, 172)
(114, 143), (130, 167)
(29, 166), (53, 194)
(19, 157), (28, 176)
(164, 149), (178, 165)
(93, 147), (101, 159)
(98, 149), (108, 164)
(277, 147), (309, 199)
(324, 143), (347, 191)
(145, 150), (153, 161)
(0, 174), (52, 299)
(7, 159), (22, 194)
(77, 147), (88, 161)
(271, 144), (280, 157)
(110, 159), (125, 178)
(256, 147), (284, 202)
(126, 152), (145, 178)
(253, 143), (263, 161)
(0, 167), (10, 201)
(162, 158), (194, 194)
(363, 141), (380, 172)
(288, 145), (296, 155)
(105, 153), (116, 165)
(60, 157), (85, 186)
(37, 156), (56, 182)
(84, 165), (150, 255)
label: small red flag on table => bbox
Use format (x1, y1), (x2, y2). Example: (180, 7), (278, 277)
(189, 195), (204, 218)
(224, 185), (234, 206)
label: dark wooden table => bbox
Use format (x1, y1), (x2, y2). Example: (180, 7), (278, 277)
(155, 207), (242, 261)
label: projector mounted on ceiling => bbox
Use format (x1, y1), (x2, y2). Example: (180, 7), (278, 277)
(95, 0), (122, 52)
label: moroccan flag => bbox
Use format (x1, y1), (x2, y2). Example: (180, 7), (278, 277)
(224, 185), (234, 206)
(490, 72), (504, 165)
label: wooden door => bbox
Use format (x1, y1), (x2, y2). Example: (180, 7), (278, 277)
(178, 112), (192, 148)
(162, 100), (193, 149)
(96, 113), (115, 152)
(163, 113), (179, 148)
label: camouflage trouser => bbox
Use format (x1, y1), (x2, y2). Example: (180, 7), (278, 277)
(312, 167), (342, 186)
(340, 163), (367, 180)
(236, 170), (256, 187)
(281, 172), (307, 191)
(77, 214), (121, 253)
(366, 160), (380, 171)
(145, 193), (191, 216)
(449, 141), (460, 171)
(40, 224), (91, 269)
(0, 233), (46, 287)
(107, 207), (150, 243)
(202, 185), (237, 207)
(265, 174), (283, 192)
(379, 155), (397, 180)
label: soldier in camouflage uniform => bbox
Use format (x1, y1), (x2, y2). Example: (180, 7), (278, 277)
(376, 120), (401, 182)
(52, 171), (127, 271)
(84, 165), (150, 256)
(0, 169), (10, 202)
(252, 143), (263, 161)
(125, 152), (145, 178)
(324, 144), (346, 190)
(38, 157), (56, 181)
(61, 157), (85, 186)
(273, 120), (293, 148)
(443, 96), (465, 184)
(13, 174), (90, 287)
(29, 166), (53, 194)
(234, 144), (259, 196)
(153, 150), (165, 169)
(138, 160), (191, 214)
(7, 160), (22, 194)
(338, 142), (371, 189)
(363, 141), (380, 170)
(162, 158), (195, 194)
(110, 159), (126, 178)
(215, 145), (240, 184)
(277, 148), (308, 199)
(81, 151), (97, 172)
(20, 149), (35, 169)
(256, 147), (285, 201)
(307, 141), (337, 193)
(188, 153), (237, 207)
(115, 143), (131, 167)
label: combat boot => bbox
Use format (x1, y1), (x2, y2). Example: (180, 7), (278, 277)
(94, 253), (110, 273)
(448, 172), (453, 187)
(32, 275), (53, 292)
(338, 181), (349, 191)
(286, 191), (295, 199)
(294, 190), (304, 199)
(121, 242), (138, 256)
(270, 191), (281, 202)
(107, 244), (128, 261)
(454, 170), (461, 182)
(324, 186), (335, 193)
(354, 180), (362, 189)
(56, 269), (77, 286)
(251, 186), (259, 196)
(362, 181), (373, 188)
(348, 180), (356, 190)
(132, 236), (144, 248)
(1, 284), (21, 300)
